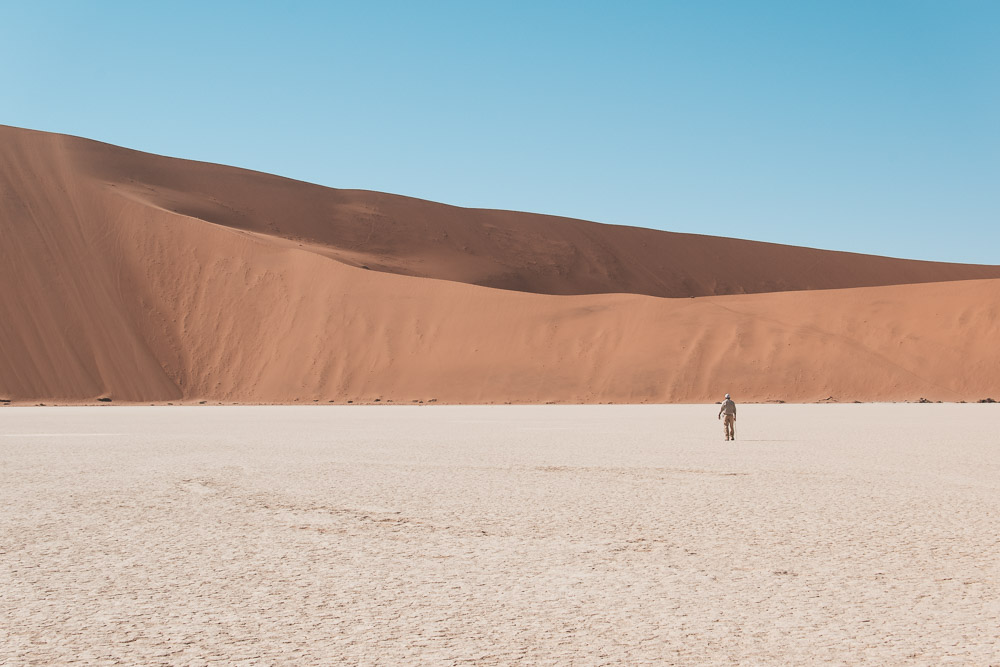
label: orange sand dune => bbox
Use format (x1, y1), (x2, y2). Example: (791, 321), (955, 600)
(7, 124), (1000, 297)
(1, 125), (998, 403)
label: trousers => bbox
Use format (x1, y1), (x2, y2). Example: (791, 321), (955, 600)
(723, 414), (735, 440)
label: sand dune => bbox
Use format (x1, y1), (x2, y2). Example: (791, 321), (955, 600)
(1, 124), (998, 403)
(8, 124), (1000, 298)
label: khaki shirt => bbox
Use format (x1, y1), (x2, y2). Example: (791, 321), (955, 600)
(719, 399), (737, 417)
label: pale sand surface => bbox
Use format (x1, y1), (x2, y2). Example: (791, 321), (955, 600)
(1, 405), (998, 665)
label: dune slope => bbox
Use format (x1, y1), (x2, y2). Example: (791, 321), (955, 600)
(8, 124), (1000, 297)
(1, 125), (998, 403)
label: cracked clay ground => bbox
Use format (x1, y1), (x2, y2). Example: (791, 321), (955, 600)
(2, 404), (998, 665)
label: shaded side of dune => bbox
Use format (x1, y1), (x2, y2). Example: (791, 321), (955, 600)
(11, 124), (1000, 298)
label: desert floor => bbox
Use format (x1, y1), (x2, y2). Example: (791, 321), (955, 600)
(1, 405), (998, 665)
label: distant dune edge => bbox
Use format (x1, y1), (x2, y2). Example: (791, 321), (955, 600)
(2, 125), (999, 403)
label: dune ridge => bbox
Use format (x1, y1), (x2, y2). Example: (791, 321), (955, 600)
(1, 125), (998, 404)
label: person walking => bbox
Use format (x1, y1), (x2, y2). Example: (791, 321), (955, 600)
(718, 393), (737, 441)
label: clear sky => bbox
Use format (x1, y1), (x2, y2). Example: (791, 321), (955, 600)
(2, 1), (998, 263)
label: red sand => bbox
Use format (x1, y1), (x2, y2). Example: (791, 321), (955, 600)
(2, 125), (998, 403)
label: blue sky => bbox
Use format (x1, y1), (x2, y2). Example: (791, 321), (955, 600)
(2, 1), (997, 263)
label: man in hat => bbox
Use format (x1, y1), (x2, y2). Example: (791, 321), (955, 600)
(718, 393), (737, 441)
